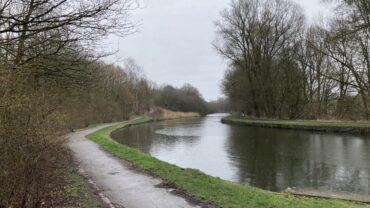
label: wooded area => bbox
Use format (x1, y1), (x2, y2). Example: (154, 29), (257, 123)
(0, 0), (139, 206)
(0, 0), (215, 206)
(215, 0), (370, 120)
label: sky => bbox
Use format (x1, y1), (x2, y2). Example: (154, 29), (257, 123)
(104, 0), (333, 101)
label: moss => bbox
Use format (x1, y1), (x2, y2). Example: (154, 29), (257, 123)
(86, 116), (369, 208)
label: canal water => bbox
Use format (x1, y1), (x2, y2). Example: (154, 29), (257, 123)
(111, 114), (370, 194)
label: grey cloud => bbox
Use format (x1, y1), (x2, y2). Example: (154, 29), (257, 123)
(106, 0), (330, 101)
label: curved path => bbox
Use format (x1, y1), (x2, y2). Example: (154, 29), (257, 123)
(67, 124), (199, 208)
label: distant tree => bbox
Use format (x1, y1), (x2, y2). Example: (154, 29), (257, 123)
(207, 98), (231, 113)
(155, 84), (209, 115)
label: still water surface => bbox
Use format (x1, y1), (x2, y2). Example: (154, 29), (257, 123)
(111, 114), (370, 194)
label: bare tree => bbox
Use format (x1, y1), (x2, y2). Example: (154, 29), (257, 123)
(215, 0), (306, 118)
(320, 0), (370, 118)
(0, 0), (136, 65)
(0, 0), (138, 206)
(298, 26), (338, 118)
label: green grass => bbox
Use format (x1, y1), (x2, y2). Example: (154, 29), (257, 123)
(86, 116), (369, 208)
(223, 116), (370, 127)
(221, 116), (370, 134)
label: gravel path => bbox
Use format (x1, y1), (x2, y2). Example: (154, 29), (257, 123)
(68, 124), (199, 208)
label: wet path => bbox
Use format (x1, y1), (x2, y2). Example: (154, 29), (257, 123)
(68, 124), (199, 208)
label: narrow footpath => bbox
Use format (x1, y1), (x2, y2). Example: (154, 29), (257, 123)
(67, 124), (199, 208)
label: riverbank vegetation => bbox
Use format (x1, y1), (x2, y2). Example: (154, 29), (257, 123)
(222, 116), (370, 134)
(148, 107), (200, 121)
(0, 0), (139, 206)
(154, 84), (209, 115)
(87, 117), (369, 208)
(215, 0), (370, 120)
(0, 0), (212, 206)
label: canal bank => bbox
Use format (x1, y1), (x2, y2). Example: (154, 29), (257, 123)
(221, 116), (370, 134)
(69, 118), (203, 208)
(86, 116), (369, 208)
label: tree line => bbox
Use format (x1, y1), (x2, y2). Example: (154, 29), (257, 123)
(0, 0), (140, 206)
(215, 0), (370, 120)
(154, 84), (209, 115)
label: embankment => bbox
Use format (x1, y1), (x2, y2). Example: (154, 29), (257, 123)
(222, 116), (370, 134)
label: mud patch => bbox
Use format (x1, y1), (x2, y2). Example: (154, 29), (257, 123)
(155, 182), (218, 208)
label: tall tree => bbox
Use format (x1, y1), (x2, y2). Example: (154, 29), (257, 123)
(215, 0), (306, 118)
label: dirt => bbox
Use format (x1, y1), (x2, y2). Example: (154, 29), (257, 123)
(155, 182), (217, 208)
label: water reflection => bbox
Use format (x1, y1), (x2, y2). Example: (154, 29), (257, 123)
(111, 114), (370, 194)
(225, 126), (370, 193)
(111, 118), (201, 154)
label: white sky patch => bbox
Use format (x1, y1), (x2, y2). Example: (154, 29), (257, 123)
(103, 0), (332, 101)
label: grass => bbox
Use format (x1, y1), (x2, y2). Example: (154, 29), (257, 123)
(223, 116), (370, 127)
(86, 116), (370, 208)
(222, 116), (370, 134)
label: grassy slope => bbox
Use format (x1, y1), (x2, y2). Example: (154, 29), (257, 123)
(221, 116), (370, 134)
(87, 116), (369, 208)
(223, 117), (370, 127)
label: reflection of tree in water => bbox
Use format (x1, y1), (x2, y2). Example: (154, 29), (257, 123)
(224, 126), (302, 191)
(111, 120), (201, 154)
(225, 126), (370, 194)
(153, 134), (198, 148)
(111, 122), (157, 153)
(152, 120), (202, 149)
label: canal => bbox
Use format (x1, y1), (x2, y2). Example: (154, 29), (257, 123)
(111, 114), (370, 195)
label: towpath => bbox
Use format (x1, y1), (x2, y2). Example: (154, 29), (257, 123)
(68, 124), (199, 208)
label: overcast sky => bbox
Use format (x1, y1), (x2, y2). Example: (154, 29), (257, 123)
(104, 0), (333, 101)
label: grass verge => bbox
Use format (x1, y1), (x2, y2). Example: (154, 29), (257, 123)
(86, 116), (369, 208)
(63, 166), (106, 208)
(43, 147), (107, 208)
(222, 116), (370, 134)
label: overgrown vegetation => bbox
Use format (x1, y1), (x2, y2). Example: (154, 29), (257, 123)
(0, 0), (140, 206)
(215, 0), (370, 120)
(0, 1), (213, 206)
(148, 107), (200, 121)
(87, 117), (370, 208)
